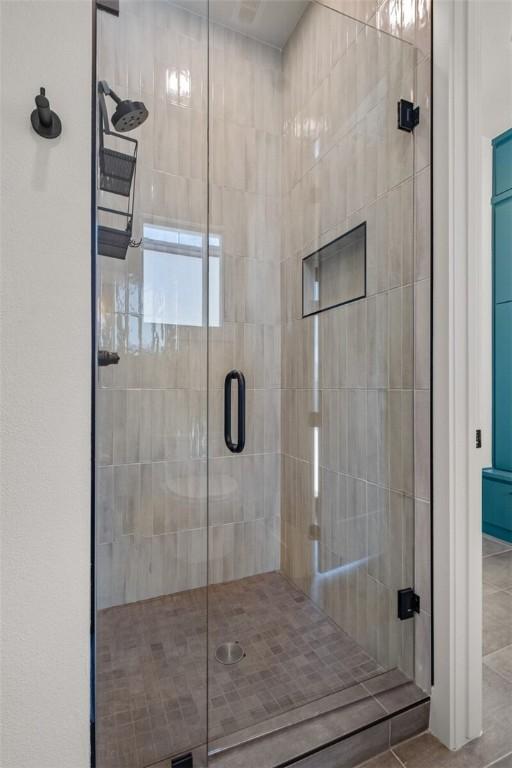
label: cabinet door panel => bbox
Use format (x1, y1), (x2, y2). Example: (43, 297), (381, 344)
(483, 474), (512, 533)
(495, 196), (512, 305)
(495, 136), (512, 197)
(495, 301), (512, 471)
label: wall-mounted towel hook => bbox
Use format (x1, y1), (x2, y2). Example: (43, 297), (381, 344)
(30, 87), (62, 139)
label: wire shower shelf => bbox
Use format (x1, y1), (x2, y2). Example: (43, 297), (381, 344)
(99, 147), (136, 197)
(97, 85), (140, 260)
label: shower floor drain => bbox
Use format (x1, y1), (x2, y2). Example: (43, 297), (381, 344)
(215, 641), (245, 665)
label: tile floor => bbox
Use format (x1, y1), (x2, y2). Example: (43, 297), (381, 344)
(96, 571), (385, 768)
(356, 535), (512, 768)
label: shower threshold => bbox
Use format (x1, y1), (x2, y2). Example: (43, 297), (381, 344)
(147, 676), (429, 768)
(207, 670), (429, 768)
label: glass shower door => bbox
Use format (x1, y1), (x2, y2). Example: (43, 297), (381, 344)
(95, 2), (209, 766)
(206, 0), (418, 760)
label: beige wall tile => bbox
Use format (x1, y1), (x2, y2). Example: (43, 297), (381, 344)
(415, 608), (432, 693)
(367, 390), (390, 486)
(414, 277), (431, 389)
(347, 389), (367, 479)
(346, 300), (368, 388)
(280, 0), (430, 685)
(415, 498), (431, 613)
(414, 388), (431, 501)
(415, 0), (432, 62)
(367, 293), (389, 388)
(414, 165), (431, 281)
(415, 56), (431, 172)
(97, 466), (114, 546)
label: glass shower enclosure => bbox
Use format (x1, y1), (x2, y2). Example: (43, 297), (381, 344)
(94, 1), (427, 766)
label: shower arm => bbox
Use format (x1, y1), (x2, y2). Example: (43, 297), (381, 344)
(99, 80), (122, 105)
(98, 86), (110, 137)
(98, 81), (124, 136)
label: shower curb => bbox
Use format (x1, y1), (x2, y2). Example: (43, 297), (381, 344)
(208, 694), (430, 768)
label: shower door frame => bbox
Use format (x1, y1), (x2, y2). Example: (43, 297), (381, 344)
(430, 0), (490, 750)
(90, 3), (98, 764)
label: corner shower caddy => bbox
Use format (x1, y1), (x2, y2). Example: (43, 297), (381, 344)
(97, 85), (139, 260)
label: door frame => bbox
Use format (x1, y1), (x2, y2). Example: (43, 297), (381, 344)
(430, 0), (488, 749)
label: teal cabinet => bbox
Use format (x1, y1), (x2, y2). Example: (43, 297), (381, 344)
(494, 196), (512, 305)
(495, 132), (512, 196)
(483, 469), (512, 543)
(483, 127), (512, 540)
(495, 301), (512, 471)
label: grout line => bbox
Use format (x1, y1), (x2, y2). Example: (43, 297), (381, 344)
(482, 659), (512, 688)
(482, 536), (512, 558)
(483, 549), (512, 559)
(313, 0), (416, 47)
(390, 747), (408, 768)
(483, 534), (512, 545)
(483, 641), (512, 662)
(483, 579), (512, 591)
(483, 750), (512, 768)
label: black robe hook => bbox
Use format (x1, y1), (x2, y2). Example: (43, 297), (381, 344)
(31, 87), (62, 139)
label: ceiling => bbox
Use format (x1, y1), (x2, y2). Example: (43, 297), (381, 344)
(173, 0), (309, 49)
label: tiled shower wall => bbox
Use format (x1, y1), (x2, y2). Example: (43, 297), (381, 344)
(96, 1), (281, 608)
(96, 1), (209, 609)
(280, 0), (431, 691)
(348, 0), (432, 695)
(206, 23), (282, 585)
(322, 0), (433, 700)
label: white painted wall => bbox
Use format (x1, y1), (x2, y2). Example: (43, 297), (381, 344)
(0, 2), (91, 767)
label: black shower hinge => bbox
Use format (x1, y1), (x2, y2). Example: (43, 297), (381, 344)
(397, 99), (420, 132)
(397, 588), (420, 620)
(476, 429), (482, 449)
(171, 753), (193, 768)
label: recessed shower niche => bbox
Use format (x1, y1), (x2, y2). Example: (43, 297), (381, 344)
(302, 222), (366, 317)
(93, 0), (433, 766)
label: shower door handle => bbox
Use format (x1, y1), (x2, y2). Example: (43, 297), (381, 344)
(224, 370), (245, 453)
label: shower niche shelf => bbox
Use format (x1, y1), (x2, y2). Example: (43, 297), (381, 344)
(302, 222), (366, 317)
